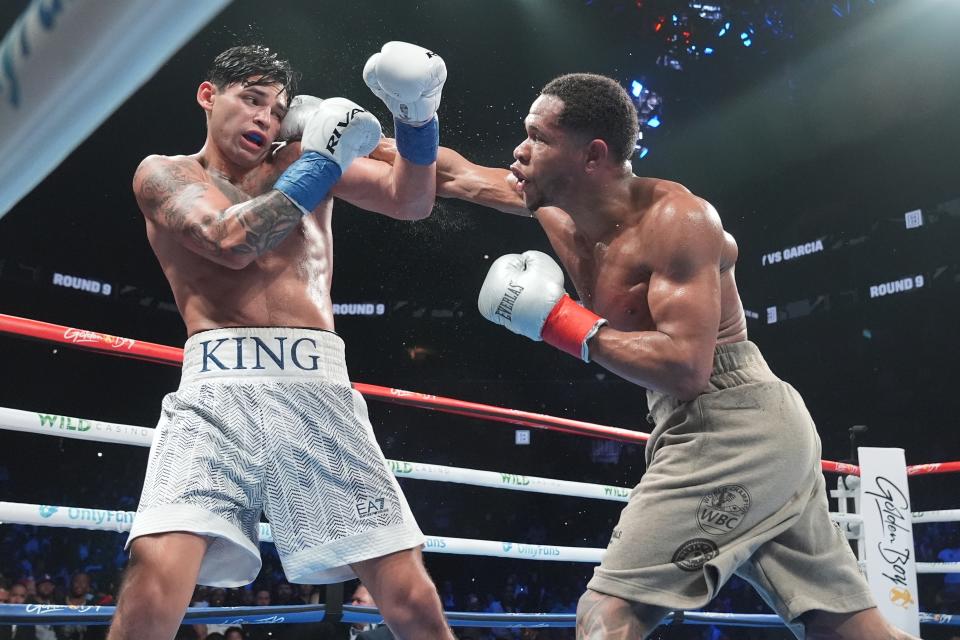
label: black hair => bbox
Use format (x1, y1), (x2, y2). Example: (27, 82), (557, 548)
(206, 45), (299, 99)
(541, 73), (639, 163)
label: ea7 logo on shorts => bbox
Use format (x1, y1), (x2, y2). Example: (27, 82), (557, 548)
(671, 538), (719, 572)
(697, 484), (751, 535)
(356, 497), (386, 517)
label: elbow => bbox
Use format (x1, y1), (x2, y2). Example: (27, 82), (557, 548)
(391, 199), (434, 221)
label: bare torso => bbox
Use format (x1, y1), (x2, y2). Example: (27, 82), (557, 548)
(143, 143), (337, 336)
(537, 176), (748, 344)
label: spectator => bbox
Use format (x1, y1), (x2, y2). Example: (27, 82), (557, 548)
(28, 576), (56, 640)
(273, 583), (295, 606)
(349, 583), (394, 640)
(65, 573), (93, 606)
(0, 583), (37, 640)
(33, 576), (56, 605)
(201, 589), (239, 638)
(298, 584), (319, 605)
(59, 573), (104, 638)
(224, 628), (245, 640)
(6, 585), (28, 604)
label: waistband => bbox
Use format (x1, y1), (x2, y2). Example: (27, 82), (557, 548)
(708, 340), (776, 387)
(646, 340), (778, 424)
(180, 327), (349, 385)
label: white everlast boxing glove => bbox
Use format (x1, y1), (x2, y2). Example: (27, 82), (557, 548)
(273, 97), (381, 214)
(478, 251), (608, 362)
(363, 41), (446, 165)
(278, 94), (325, 141)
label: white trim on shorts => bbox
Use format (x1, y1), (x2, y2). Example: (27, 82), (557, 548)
(126, 503), (261, 588)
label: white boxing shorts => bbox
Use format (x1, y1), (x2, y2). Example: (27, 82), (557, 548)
(127, 327), (424, 587)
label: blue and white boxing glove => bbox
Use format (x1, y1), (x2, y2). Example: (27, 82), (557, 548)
(363, 41), (446, 165)
(273, 97), (382, 214)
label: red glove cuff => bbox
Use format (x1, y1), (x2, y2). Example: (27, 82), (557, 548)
(541, 295), (606, 361)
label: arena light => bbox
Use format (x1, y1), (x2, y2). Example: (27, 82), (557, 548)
(647, 115), (661, 128)
(631, 80), (644, 97)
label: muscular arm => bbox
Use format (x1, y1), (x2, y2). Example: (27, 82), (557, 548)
(368, 139), (531, 217)
(589, 197), (724, 401)
(331, 147), (436, 221)
(435, 147), (531, 216)
(133, 155), (303, 270)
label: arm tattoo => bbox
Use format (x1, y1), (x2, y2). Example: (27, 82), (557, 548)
(230, 191), (303, 256)
(139, 159), (303, 258)
(138, 162), (205, 230)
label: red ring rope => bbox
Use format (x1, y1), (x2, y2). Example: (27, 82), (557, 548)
(4, 312), (957, 477)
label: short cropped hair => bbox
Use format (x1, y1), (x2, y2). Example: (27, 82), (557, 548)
(206, 45), (299, 99)
(541, 73), (639, 164)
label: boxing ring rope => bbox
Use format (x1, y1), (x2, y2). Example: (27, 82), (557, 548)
(5, 312), (960, 477)
(0, 602), (816, 629)
(0, 406), (634, 502)
(4, 405), (960, 534)
(0, 0), (232, 220)
(3, 404), (960, 574)
(0, 313), (648, 444)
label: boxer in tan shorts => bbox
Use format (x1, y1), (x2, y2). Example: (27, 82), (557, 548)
(425, 73), (918, 639)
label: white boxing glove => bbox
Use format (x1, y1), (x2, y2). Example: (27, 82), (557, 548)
(278, 95), (324, 141)
(478, 251), (607, 362)
(273, 97), (381, 214)
(363, 41), (446, 126)
(301, 97), (381, 170)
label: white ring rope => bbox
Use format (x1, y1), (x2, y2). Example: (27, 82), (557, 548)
(2, 500), (957, 572)
(0, 0), (231, 219)
(4, 406), (960, 525)
(0, 501), (605, 564)
(0, 406), (632, 502)
(911, 510), (960, 524)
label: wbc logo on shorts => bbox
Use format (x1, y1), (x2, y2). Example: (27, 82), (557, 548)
(697, 485), (751, 535)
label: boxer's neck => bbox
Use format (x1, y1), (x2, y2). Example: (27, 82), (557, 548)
(562, 172), (636, 243)
(195, 138), (259, 184)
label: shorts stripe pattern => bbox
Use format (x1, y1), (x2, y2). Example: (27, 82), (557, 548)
(127, 328), (424, 586)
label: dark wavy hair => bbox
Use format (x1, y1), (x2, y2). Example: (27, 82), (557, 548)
(205, 45), (299, 99)
(541, 73), (639, 164)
